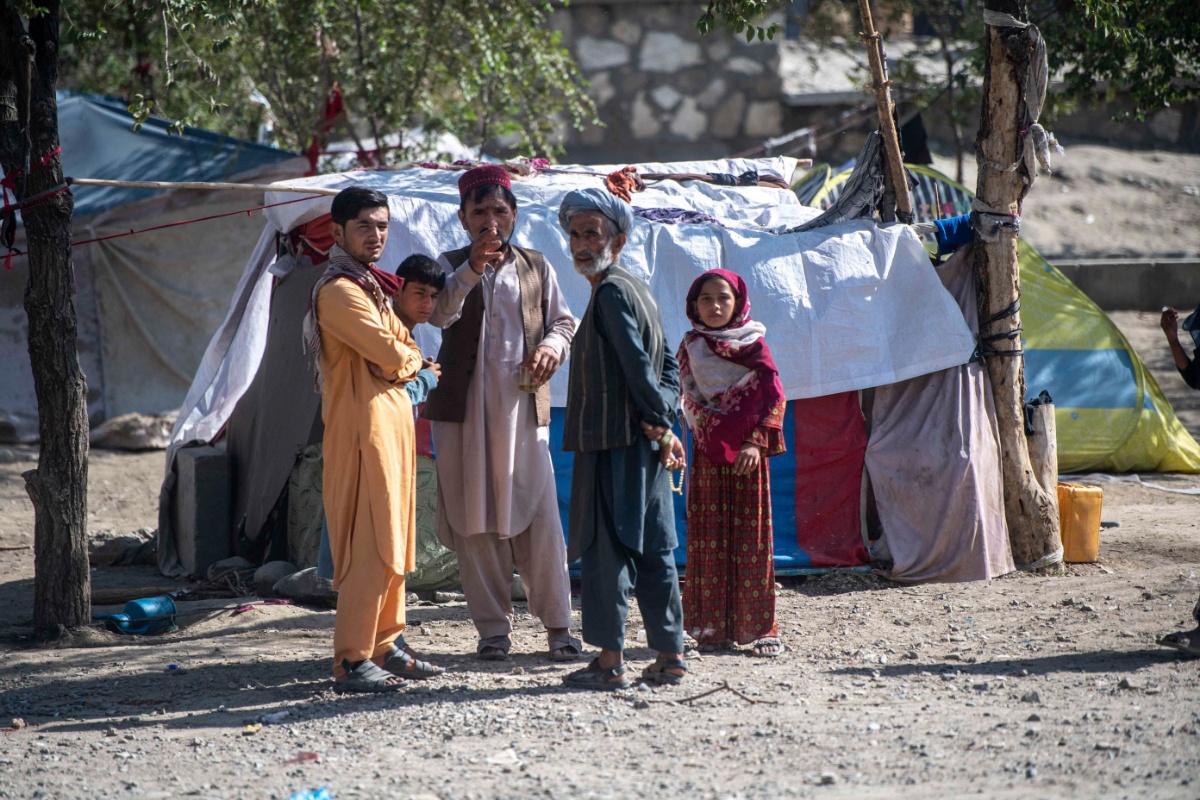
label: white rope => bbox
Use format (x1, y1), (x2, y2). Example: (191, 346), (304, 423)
(1060, 473), (1200, 497)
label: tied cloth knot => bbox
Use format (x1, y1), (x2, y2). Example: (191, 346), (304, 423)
(969, 198), (1020, 243)
(982, 10), (1064, 185)
(605, 166), (644, 203)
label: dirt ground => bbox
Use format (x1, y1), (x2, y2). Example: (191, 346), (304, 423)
(2, 327), (1200, 800)
(931, 143), (1200, 260)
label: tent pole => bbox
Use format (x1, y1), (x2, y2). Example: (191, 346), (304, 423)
(856, 0), (914, 223)
(69, 178), (345, 196)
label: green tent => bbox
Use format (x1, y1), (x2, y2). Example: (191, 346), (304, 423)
(795, 163), (1200, 473)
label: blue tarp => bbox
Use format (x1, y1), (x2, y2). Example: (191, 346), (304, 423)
(548, 407), (815, 576)
(55, 92), (295, 218)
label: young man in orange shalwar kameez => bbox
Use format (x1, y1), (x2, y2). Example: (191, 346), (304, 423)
(302, 187), (443, 692)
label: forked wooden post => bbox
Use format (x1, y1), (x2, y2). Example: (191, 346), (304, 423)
(856, 0), (914, 222)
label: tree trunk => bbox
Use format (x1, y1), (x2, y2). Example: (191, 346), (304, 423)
(0, 1), (91, 631)
(974, 0), (1062, 568)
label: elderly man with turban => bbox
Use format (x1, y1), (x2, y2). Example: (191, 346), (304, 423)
(422, 166), (580, 662)
(558, 188), (690, 690)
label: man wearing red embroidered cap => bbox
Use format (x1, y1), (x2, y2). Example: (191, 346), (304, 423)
(422, 166), (581, 662)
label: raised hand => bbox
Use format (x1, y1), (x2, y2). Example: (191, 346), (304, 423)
(1162, 307), (1180, 337)
(468, 228), (505, 275)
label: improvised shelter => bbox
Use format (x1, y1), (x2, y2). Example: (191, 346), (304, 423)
(797, 162), (1200, 473)
(0, 92), (303, 442)
(163, 154), (1018, 585)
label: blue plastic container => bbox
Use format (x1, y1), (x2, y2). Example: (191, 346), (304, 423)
(93, 594), (178, 635)
(124, 595), (177, 620)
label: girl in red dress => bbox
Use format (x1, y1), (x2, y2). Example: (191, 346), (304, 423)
(678, 269), (786, 656)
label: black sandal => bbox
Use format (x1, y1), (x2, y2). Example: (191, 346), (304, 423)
(750, 638), (784, 658)
(562, 658), (631, 691)
(382, 643), (445, 679)
(548, 633), (583, 663)
(477, 636), (512, 662)
(334, 659), (408, 694)
(641, 655), (688, 686)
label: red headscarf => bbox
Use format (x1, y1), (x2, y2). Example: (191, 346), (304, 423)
(678, 269), (785, 465)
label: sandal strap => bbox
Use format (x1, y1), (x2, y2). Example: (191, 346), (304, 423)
(342, 658), (404, 684)
(385, 645), (444, 676)
(652, 656), (688, 672)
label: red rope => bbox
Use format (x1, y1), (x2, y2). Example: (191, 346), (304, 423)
(3, 193), (325, 268)
(1, 147), (61, 210)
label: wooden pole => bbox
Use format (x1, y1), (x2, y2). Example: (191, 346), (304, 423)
(69, 178), (344, 196)
(974, 0), (1062, 568)
(855, 0), (914, 222)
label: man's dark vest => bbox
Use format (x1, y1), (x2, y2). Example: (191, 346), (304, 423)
(563, 266), (666, 453)
(422, 245), (552, 426)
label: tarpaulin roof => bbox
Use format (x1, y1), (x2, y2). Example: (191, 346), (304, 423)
(57, 92), (296, 218)
(800, 161), (1200, 473)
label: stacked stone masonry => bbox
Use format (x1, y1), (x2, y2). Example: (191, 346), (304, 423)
(551, 2), (786, 162)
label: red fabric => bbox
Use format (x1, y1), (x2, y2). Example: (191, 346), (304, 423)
(457, 165), (511, 198)
(683, 439), (781, 646)
(790, 393), (869, 567)
(604, 166), (643, 202)
(678, 269), (785, 465)
(415, 416), (433, 459)
(305, 85), (345, 176)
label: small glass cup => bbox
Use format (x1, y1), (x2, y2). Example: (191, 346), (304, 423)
(516, 365), (540, 393)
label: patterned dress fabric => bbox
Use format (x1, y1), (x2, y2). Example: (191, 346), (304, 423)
(684, 425), (784, 645)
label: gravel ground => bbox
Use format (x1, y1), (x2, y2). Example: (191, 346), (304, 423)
(0, 308), (1198, 800)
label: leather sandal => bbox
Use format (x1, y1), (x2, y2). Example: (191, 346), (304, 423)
(562, 658), (631, 691)
(548, 632), (583, 662)
(381, 643), (445, 678)
(641, 655), (688, 686)
(334, 659), (408, 694)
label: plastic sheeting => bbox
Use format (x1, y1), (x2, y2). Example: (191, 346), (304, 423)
(789, 394), (870, 568)
(172, 159), (977, 448)
(0, 93), (301, 443)
(867, 246), (1014, 583)
(58, 92), (296, 218)
(804, 161), (1200, 473)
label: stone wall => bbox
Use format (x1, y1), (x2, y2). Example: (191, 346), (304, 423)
(542, 2), (1200, 166)
(549, 2), (786, 163)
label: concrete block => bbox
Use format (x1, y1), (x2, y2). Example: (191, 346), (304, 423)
(173, 446), (232, 576)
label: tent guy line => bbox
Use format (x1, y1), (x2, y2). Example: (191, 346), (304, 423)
(2, 192), (326, 263)
(67, 177), (343, 196)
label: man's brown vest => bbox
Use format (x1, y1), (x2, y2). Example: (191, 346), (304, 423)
(422, 245), (552, 426)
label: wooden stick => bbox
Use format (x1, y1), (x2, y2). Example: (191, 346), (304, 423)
(0, 544), (32, 551)
(856, 0), (914, 221)
(644, 680), (779, 706)
(69, 178), (343, 196)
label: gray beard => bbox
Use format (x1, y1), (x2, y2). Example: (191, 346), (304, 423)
(572, 242), (615, 277)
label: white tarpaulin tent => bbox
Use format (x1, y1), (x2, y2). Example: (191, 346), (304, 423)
(171, 157), (976, 447)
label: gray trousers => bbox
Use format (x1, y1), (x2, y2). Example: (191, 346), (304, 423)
(580, 510), (684, 655)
